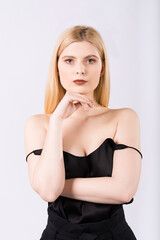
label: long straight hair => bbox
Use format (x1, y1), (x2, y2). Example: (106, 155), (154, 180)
(44, 25), (110, 114)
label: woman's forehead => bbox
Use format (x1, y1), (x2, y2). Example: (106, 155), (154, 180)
(60, 41), (101, 58)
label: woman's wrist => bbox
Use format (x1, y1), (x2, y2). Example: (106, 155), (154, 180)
(50, 114), (63, 123)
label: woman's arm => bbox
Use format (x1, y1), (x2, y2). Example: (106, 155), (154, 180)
(60, 108), (142, 204)
(61, 177), (128, 204)
(24, 115), (65, 202)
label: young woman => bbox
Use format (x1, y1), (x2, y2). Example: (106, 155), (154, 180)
(24, 25), (143, 239)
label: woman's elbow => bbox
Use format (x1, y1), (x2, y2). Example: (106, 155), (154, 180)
(37, 189), (57, 202)
(120, 187), (136, 203)
(121, 192), (133, 203)
(31, 183), (57, 202)
(41, 193), (57, 202)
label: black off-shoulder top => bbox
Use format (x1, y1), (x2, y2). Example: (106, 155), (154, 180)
(26, 138), (143, 223)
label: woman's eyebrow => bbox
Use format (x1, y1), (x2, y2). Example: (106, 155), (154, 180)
(62, 55), (99, 59)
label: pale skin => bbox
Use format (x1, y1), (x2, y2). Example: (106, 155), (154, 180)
(52, 41), (141, 203)
(25, 41), (142, 204)
(57, 41), (104, 118)
(59, 107), (142, 204)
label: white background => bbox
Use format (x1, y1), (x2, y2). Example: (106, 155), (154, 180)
(0, 0), (159, 239)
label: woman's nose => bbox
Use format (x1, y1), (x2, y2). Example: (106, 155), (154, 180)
(76, 63), (85, 74)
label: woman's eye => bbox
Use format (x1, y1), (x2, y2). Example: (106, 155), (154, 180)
(88, 59), (95, 63)
(65, 59), (73, 63)
(64, 58), (96, 64)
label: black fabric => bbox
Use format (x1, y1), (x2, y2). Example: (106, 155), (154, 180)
(26, 149), (42, 161)
(40, 205), (137, 239)
(25, 137), (142, 238)
(25, 137), (143, 162)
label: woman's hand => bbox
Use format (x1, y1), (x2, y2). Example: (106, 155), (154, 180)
(51, 91), (94, 120)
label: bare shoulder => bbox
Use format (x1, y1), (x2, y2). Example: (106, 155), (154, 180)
(108, 107), (139, 118)
(117, 107), (140, 122)
(24, 113), (50, 130)
(24, 113), (50, 156)
(106, 107), (140, 124)
(113, 107), (141, 150)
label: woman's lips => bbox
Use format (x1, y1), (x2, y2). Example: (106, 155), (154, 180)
(73, 80), (87, 85)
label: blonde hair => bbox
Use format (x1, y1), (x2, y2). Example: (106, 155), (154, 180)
(44, 25), (110, 114)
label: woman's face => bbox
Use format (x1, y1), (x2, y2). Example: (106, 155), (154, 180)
(57, 41), (103, 95)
